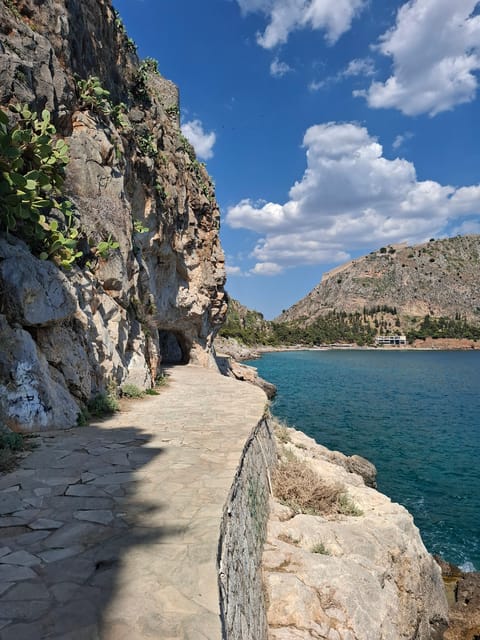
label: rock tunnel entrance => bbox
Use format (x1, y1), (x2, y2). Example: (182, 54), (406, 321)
(158, 330), (190, 365)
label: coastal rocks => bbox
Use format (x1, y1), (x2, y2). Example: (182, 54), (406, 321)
(214, 336), (260, 361)
(228, 361), (277, 399)
(435, 557), (480, 639)
(263, 426), (448, 639)
(444, 572), (480, 639)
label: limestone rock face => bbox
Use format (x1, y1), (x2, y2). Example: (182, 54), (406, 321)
(0, 0), (226, 431)
(0, 238), (78, 327)
(264, 427), (449, 640)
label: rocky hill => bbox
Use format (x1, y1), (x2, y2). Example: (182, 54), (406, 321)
(277, 236), (480, 336)
(218, 297), (270, 345)
(0, 0), (226, 432)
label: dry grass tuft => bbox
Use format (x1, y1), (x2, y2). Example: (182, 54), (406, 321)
(273, 458), (364, 517)
(274, 420), (292, 444)
(273, 458), (343, 516)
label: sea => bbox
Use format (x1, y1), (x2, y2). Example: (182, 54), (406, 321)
(245, 349), (480, 571)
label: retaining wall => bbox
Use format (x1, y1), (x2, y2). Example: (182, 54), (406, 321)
(218, 416), (277, 640)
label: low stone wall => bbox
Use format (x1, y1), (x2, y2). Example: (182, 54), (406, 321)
(218, 416), (277, 640)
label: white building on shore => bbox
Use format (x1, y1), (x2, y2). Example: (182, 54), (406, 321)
(375, 335), (407, 346)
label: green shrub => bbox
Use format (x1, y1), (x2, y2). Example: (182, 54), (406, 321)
(0, 431), (27, 473)
(87, 392), (119, 417)
(137, 133), (157, 157)
(310, 542), (330, 555)
(165, 105), (179, 118)
(111, 103), (131, 130)
(76, 76), (112, 115)
(121, 384), (145, 398)
(140, 58), (160, 75)
(76, 408), (90, 426)
(0, 104), (82, 269)
(145, 388), (159, 396)
(155, 374), (168, 387)
(0, 431), (25, 452)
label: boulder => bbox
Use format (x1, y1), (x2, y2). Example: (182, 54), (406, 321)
(0, 315), (79, 431)
(0, 238), (77, 327)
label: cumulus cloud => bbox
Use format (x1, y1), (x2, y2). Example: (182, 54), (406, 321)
(250, 262), (285, 275)
(226, 122), (480, 273)
(181, 119), (216, 160)
(270, 57), (292, 77)
(236, 0), (367, 48)
(358, 0), (480, 116)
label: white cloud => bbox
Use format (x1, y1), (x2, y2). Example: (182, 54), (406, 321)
(226, 122), (480, 273)
(270, 57), (292, 77)
(358, 0), (480, 116)
(309, 56), (375, 91)
(226, 264), (244, 276)
(181, 119), (216, 160)
(451, 219), (480, 235)
(250, 261), (285, 275)
(236, 0), (367, 48)
(343, 57), (375, 77)
(392, 131), (413, 150)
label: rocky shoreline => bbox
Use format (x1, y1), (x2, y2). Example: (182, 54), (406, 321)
(264, 422), (449, 639)
(214, 336), (480, 363)
(214, 337), (480, 638)
(266, 423), (480, 640)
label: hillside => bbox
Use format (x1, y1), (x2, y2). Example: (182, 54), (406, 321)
(277, 235), (480, 339)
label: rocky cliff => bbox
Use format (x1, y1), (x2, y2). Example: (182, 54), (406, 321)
(0, 0), (226, 432)
(265, 424), (449, 639)
(278, 236), (480, 333)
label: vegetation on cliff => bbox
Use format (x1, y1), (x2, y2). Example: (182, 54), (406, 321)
(0, 0), (226, 432)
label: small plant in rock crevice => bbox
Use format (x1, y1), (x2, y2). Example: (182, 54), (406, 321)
(137, 133), (157, 158)
(133, 219), (149, 234)
(311, 542), (330, 555)
(337, 493), (363, 517)
(76, 76), (112, 116)
(94, 234), (120, 260)
(274, 421), (292, 444)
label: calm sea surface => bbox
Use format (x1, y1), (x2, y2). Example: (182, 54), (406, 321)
(246, 350), (480, 571)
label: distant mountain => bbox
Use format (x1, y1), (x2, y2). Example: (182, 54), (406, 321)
(277, 235), (480, 335)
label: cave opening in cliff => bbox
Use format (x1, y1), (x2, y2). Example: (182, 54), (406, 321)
(158, 330), (190, 364)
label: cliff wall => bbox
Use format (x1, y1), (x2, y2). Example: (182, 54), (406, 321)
(0, 0), (226, 432)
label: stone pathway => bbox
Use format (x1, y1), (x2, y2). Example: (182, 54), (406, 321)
(0, 365), (267, 640)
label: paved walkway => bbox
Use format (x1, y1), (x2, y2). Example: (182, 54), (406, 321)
(0, 365), (267, 640)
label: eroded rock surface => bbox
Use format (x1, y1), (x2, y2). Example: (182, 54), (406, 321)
(0, 0), (226, 431)
(263, 427), (449, 640)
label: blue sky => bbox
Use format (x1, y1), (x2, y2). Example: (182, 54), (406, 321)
(114, 0), (480, 318)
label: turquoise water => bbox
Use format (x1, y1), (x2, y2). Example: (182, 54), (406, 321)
(246, 350), (480, 571)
